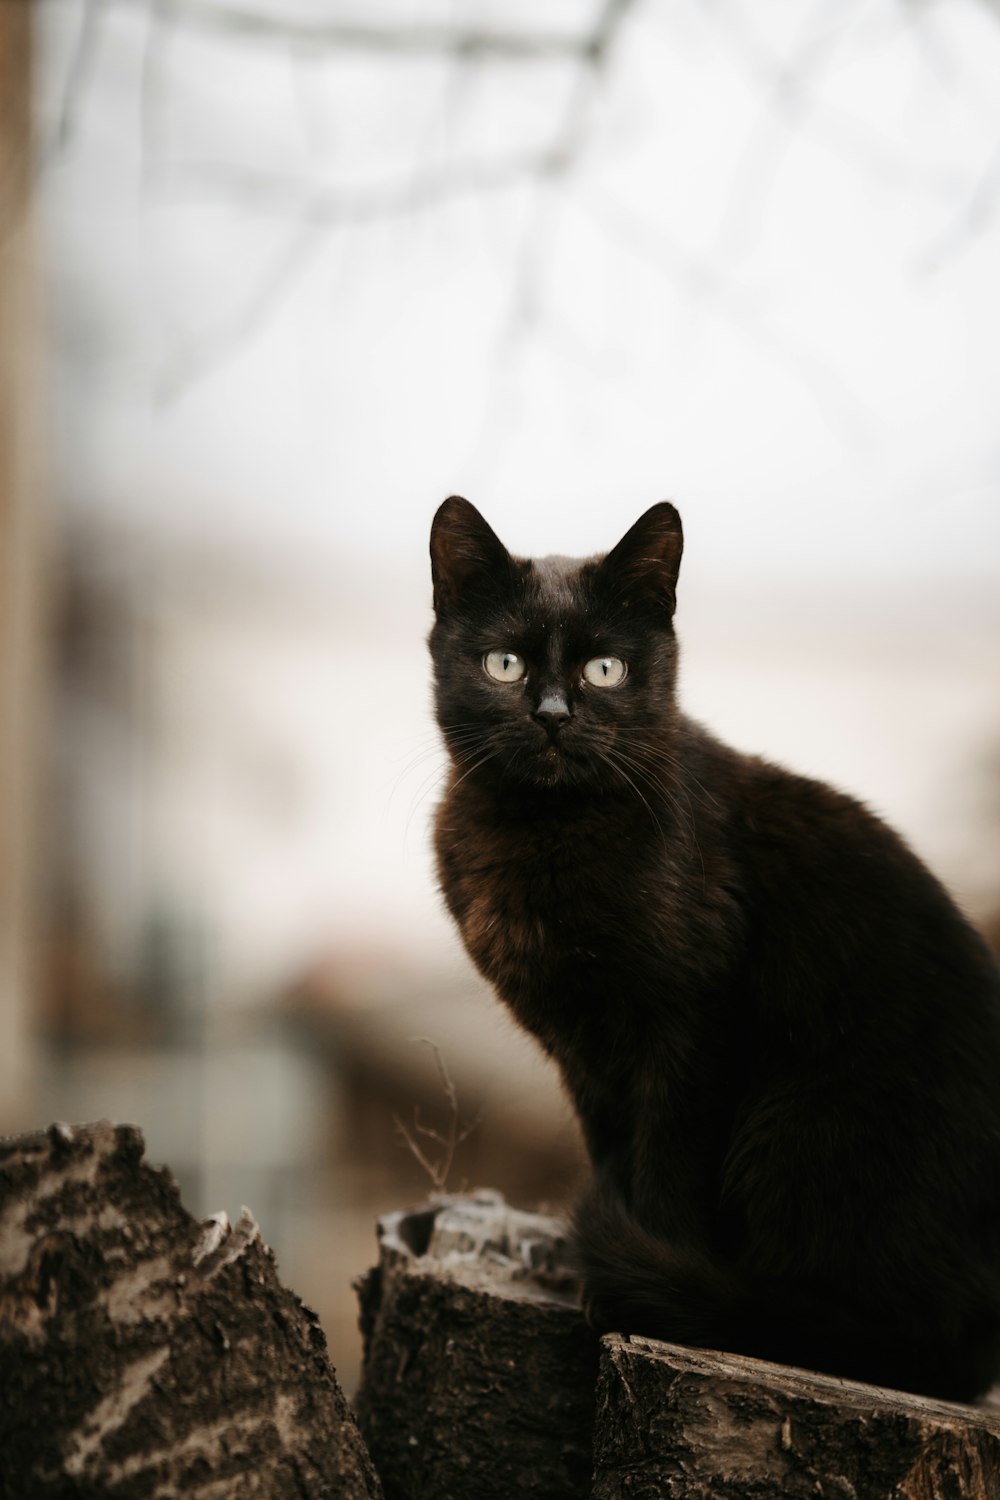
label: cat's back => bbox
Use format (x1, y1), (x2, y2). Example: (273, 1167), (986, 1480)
(695, 726), (1000, 1073)
(715, 733), (992, 959)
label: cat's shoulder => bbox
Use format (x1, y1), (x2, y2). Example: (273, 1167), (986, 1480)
(679, 715), (918, 868)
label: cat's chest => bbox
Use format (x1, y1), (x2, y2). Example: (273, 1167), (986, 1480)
(435, 792), (651, 986)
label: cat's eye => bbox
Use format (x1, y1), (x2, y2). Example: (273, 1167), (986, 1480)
(484, 650), (526, 683)
(583, 656), (627, 687)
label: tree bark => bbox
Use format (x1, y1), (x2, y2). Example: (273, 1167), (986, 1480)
(354, 1192), (599, 1500)
(592, 1333), (1000, 1500)
(0, 1119), (383, 1499)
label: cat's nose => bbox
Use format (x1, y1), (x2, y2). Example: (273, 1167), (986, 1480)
(533, 692), (571, 735)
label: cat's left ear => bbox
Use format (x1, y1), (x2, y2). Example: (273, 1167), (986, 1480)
(597, 503), (683, 617)
(430, 495), (514, 617)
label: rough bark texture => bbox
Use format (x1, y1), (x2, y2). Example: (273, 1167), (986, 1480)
(592, 1333), (1000, 1500)
(0, 1119), (382, 1499)
(8, 1138), (1000, 1500)
(354, 1192), (600, 1500)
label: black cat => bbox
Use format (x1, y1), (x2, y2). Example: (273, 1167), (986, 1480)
(428, 494), (1000, 1402)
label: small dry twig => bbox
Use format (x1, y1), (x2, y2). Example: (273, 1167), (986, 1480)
(393, 1037), (481, 1192)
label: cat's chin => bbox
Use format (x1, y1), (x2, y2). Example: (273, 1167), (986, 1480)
(528, 755), (570, 790)
(507, 740), (610, 792)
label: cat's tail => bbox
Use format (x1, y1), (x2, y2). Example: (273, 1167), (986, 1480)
(571, 1181), (999, 1399)
(571, 1184), (749, 1352)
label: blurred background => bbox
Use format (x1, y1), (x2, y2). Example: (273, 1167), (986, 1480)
(2, 0), (999, 1390)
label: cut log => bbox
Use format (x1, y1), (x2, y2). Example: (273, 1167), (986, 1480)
(0, 1119), (382, 1499)
(356, 1195), (1000, 1499)
(354, 1191), (599, 1500)
(592, 1333), (1000, 1500)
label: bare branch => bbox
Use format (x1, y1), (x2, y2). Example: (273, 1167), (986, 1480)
(420, 1036), (459, 1119)
(393, 1039), (481, 1193)
(702, 0), (967, 213)
(161, 1), (606, 62)
(392, 1115), (443, 1188)
(140, 0), (173, 188)
(125, 0), (637, 395)
(411, 1107), (450, 1149)
(582, 185), (874, 445)
(154, 149), (554, 398)
(920, 135), (1000, 272)
(43, 0), (105, 163)
(155, 217), (325, 401)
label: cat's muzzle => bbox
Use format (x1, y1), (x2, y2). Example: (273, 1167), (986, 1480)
(532, 691), (571, 741)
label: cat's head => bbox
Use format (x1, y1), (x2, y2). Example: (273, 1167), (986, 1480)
(429, 497), (683, 791)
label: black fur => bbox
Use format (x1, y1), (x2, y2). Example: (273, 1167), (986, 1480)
(429, 495), (1000, 1401)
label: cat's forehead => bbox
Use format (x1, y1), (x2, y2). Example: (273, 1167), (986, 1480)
(525, 552), (599, 608)
(491, 552), (613, 645)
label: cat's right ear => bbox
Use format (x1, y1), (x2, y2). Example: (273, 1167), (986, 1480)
(430, 496), (513, 616)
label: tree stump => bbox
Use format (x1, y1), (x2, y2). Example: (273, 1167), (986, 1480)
(0, 1119), (382, 1499)
(357, 1194), (1000, 1499)
(592, 1334), (1000, 1500)
(354, 1191), (599, 1500)
(11, 1137), (1000, 1500)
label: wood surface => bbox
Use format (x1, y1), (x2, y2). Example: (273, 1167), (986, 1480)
(593, 1332), (1000, 1500)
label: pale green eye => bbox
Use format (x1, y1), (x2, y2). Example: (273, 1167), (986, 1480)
(484, 649), (526, 683)
(583, 656), (627, 687)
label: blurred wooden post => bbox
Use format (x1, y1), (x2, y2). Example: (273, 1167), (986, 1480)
(0, 0), (45, 1129)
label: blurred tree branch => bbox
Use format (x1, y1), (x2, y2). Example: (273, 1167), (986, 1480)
(38, 0), (1000, 408)
(144, 0), (636, 397)
(920, 137), (1000, 271)
(581, 184), (874, 443)
(152, 0), (626, 63)
(703, 0), (968, 209)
